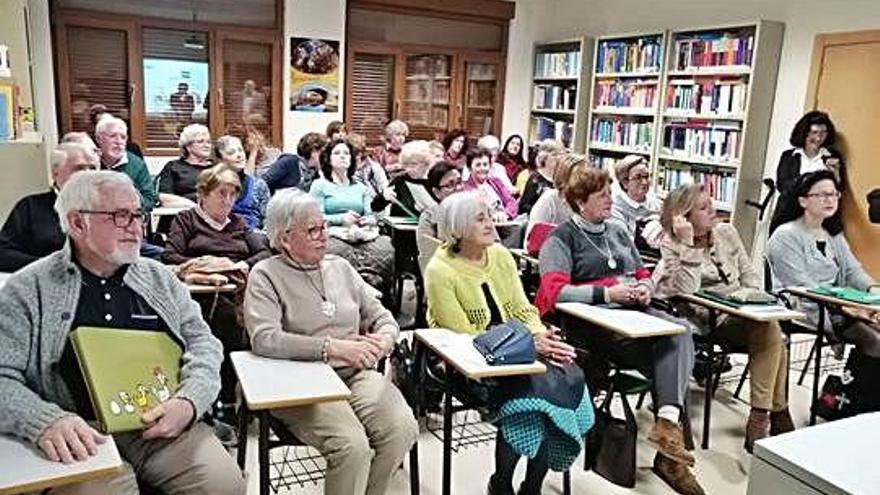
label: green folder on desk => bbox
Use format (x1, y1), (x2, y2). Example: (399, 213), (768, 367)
(695, 290), (776, 308)
(808, 286), (880, 305)
(69, 327), (182, 433)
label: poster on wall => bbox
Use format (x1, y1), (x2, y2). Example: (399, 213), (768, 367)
(290, 37), (340, 113)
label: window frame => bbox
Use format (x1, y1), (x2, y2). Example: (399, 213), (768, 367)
(53, 8), (283, 156)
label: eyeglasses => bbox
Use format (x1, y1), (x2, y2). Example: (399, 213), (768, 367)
(304, 221), (329, 240)
(439, 179), (461, 191)
(806, 192), (841, 200)
(79, 209), (147, 228)
(628, 173), (650, 182)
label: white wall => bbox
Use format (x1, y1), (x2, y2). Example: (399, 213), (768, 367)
(283, 0), (346, 152)
(502, 0), (880, 181)
(501, 0), (538, 141)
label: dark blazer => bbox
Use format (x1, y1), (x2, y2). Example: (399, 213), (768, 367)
(769, 147), (845, 234)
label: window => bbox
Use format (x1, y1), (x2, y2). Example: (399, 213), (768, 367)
(55, 10), (281, 154)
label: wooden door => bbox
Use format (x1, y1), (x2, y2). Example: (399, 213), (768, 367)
(457, 52), (504, 138)
(346, 43), (402, 148)
(401, 51), (456, 141)
(807, 31), (880, 277)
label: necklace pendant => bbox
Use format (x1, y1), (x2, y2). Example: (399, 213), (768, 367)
(607, 257), (617, 270)
(320, 300), (336, 318)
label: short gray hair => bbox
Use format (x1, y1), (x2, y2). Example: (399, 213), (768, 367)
(60, 131), (97, 149)
(214, 135), (243, 159)
(477, 135), (500, 154)
(52, 142), (94, 170)
(436, 190), (490, 246)
(54, 171), (136, 233)
(264, 189), (321, 249)
(95, 115), (127, 136)
(399, 140), (432, 168)
(384, 119), (409, 138)
(178, 124), (211, 155)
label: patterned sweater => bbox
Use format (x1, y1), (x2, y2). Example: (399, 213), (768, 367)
(425, 244), (544, 335)
(536, 217), (651, 315)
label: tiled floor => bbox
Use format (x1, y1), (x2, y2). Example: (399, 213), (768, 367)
(239, 338), (841, 495)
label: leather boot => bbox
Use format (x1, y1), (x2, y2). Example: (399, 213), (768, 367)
(648, 418), (695, 466)
(770, 408), (796, 436)
(652, 453), (706, 495)
(745, 408), (771, 453)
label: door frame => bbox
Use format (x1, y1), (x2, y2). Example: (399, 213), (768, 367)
(805, 29), (880, 110)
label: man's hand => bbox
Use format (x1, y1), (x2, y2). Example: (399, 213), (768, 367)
(38, 415), (106, 464)
(141, 398), (195, 440)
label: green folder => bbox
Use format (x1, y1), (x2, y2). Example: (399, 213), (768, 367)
(808, 286), (880, 305)
(69, 327), (182, 433)
(695, 290), (776, 308)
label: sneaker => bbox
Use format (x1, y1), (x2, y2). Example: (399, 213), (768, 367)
(648, 418), (695, 466)
(745, 409), (771, 453)
(652, 454), (706, 495)
(769, 408), (796, 436)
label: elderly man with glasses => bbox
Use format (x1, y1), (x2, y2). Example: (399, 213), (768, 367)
(611, 154), (664, 250)
(0, 170), (245, 495)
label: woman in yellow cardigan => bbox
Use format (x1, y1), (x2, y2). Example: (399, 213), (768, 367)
(424, 190), (585, 495)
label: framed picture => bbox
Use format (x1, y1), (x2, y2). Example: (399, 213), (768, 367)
(290, 38), (340, 113)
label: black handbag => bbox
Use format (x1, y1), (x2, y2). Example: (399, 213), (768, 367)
(583, 385), (637, 488)
(473, 320), (536, 365)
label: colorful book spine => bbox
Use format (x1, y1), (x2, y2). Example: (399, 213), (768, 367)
(532, 116), (573, 147)
(591, 117), (653, 150)
(665, 78), (748, 115)
(662, 123), (741, 162)
(535, 51), (582, 78)
(672, 31), (755, 71)
(596, 37), (662, 73)
(533, 84), (577, 110)
(657, 163), (736, 204)
(590, 155), (618, 170)
(594, 80), (657, 108)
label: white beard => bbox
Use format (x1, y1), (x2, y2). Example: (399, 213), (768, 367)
(108, 244), (140, 265)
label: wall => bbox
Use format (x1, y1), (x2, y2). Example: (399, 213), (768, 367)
(502, 0), (880, 183)
(283, 0), (346, 152)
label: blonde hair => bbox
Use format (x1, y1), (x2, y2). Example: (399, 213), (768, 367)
(613, 154), (648, 186)
(399, 140), (433, 169)
(550, 152), (582, 189)
(178, 124), (211, 157)
(196, 164), (241, 199)
(384, 119), (409, 138)
(660, 183), (705, 242)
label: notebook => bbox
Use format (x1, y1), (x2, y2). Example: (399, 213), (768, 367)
(69, 327), (182, 433)
(696, 289), (776, 308)
(808, 286), (880, 305)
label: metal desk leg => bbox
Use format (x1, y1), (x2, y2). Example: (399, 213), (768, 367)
(810, 304), (826, 426)
(563, 470), (571, 495)
(258, 410), (270, 495)
(236, 403), (250, 469)
(702, 308), (717, 450)
(409, 443), (420, 495)
(442, 372), (454, 495)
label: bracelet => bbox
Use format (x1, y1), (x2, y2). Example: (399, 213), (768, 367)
(321, 337), (331, 363)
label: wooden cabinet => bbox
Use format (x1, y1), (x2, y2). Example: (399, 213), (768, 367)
(346, 41), (504, 146)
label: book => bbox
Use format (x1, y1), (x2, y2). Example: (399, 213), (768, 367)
(69, 327), (183, 433)
(808, 286), (880, 305)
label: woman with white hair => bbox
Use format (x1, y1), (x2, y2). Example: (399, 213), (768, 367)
(158, 123), (214, 207)
(370, 139), (437, 217)
(372, 119), (408, 178)
(424, 190), (591, 495)
(244, 189), (418, 495)
(215, 135), (270, 230)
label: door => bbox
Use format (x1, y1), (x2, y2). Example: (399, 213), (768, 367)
(807, 31), (880, 277)
(346, 43), (401, 148)
(401, 52), (455, 141)
(458, 53), (504, 138)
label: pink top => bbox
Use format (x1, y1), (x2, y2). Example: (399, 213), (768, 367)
(463, 175), (519, 220)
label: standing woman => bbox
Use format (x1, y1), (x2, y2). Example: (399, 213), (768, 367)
(215, 135), (270, 230)
(769, 111), (845, 234)
(442, 129), (469, 170)
(497, 134), (527, 183)
(158, 124), (215, 207)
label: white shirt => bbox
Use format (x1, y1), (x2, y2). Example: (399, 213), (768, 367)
(793, 147), (832, 174)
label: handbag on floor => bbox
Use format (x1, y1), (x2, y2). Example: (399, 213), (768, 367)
(583, 385), (637, 488)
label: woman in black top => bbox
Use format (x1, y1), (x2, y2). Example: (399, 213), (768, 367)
(769, 111), (845, 234)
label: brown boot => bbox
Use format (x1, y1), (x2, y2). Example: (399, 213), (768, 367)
(770, 408), (796, 436)
(648, 418), (695, 466)
(652, 453), (706, 495)
(745, 409), (771, 453)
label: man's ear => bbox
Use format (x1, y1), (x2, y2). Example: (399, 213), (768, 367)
(67, 211), (86, 238)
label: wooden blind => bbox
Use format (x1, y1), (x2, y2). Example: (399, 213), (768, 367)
(142, 28), (209, 149)
(350, 52), (395, 148)
(66, 26), (129, 133)
(221, 40), (273, 140)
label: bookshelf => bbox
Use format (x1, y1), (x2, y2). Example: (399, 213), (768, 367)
(529, 38), (593, 151)
(586, 31), (666, 172)
(655, 20), (784, 246)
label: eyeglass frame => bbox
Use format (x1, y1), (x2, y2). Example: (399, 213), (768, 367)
(805, 191), (841, 200)
(78, 208), (147, 228)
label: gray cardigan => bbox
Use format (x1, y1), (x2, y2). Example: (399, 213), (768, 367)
(0, 242), (223, 444)
(767, 219), (874, 325)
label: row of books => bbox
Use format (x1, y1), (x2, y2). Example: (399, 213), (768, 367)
(591, 118), (653, 149)
(594, 80), (657, 109)
(535, 51), (582, 78)
(531, 116), (573, 147)
(596, 38), (663, 74)
(665, 79), (748, 115)
(533, 84), (577, 111)
(672, 32), (754, 70)
(662, 124), (741, 162)
(658, 164), (736, 204)
(590, 155), (618, 171)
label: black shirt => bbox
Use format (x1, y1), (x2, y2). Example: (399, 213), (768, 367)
(59, 264), (171, 419)
(0, 190), (64, 272)
(519, 172), (554, 215)
(157, 158), (213, 202)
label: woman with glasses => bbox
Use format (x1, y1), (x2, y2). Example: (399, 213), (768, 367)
(157, 124), (215, 208)
(163, 165), (271, 410)
(417, 161), (462, 273)
(611, 154), (663, 250)
(768, 171), (880, 404)
(244, 189), (418, 495)
(769, 111), (845, 235)
(652, 183), (792, 453)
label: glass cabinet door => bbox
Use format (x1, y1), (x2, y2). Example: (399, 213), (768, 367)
(402, 53), (452, 140)
(461, 60), (500, 137)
